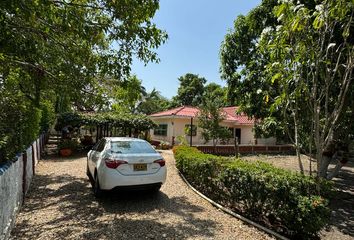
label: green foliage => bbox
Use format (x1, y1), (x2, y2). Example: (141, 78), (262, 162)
(202, 83), (228, 106)
(136, 89), (171, 115)
(112, 77), (171, 115)
(0, 0), (167, 105)
(221, 0), (354, 178)
(198, 98), (231, 146)
(0, 0), (167, 163)
(57, 139), (79, 151)
(171, 74), (228, 108)
(262, 0), (354, 177)
(55, 112), (83, 131)
(55, 111), (156, 133)
(39, 100), (55, 132)
(0, 95), (41, 163)
(172, 73), (207, 107)
(174, 146), (332, 237)
(176, 135), (188, 146)
(112, 75), (146, 113)
(219, 0), (285, 137)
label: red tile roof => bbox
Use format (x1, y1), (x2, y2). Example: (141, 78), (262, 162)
(149, 106), (254, 125)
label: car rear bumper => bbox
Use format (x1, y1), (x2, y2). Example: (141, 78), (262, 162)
(98, 167), (167, 190)
(111, 183), (161, 191)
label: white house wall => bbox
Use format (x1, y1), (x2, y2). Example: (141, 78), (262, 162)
(150, 118), (262, 145)
(149, 118), (173, 143)
(220, 122), (255, 145)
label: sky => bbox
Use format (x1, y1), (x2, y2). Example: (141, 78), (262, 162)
(131, 0), (261, 99)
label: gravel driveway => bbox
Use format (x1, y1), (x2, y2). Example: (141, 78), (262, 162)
(10, 150), (272, 240)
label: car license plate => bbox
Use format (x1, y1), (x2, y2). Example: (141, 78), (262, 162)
(134, 163), (147, 171)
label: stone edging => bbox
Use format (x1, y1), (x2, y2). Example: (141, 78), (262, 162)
(177, 169), (289, 240)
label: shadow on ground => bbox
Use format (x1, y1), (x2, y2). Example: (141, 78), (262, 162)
(11, 173), (217, 239)
(325, 161), (354, 238)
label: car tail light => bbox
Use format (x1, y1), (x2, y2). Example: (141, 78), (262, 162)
(154, 159), (165, 167)
(104, 158), (127, 169)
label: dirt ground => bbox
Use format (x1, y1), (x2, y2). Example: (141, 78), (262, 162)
(241, 154), (354, 240)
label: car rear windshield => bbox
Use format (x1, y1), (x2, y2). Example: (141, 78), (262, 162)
(110, 141), (156, 154)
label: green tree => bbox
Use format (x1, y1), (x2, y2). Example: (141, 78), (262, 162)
(0, 0), (167, 107)
(198, 98), (231, 148)
(221, 0), (354, 179)
(263, 0), (354, 179)
(112, 75), (146, 113)
(112, 77), (170, 115)
(136, 89), (171, 115)
(172, 73), (207, 106)
(0, 0), (167, 162)
(202, 83), (228, 106)
(220, 0), (284, 138)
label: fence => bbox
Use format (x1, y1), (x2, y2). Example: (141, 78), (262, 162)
(196, 144), (294, 156)
(0, 133), (48, 240)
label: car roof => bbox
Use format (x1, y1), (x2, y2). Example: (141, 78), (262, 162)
(104, 137), (146, 142)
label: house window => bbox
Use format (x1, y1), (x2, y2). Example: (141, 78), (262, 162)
(185, 124), (197, 136)
(154, 124), (168, 136)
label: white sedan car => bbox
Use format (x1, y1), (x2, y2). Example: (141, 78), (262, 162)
(87, 137), (167, 197)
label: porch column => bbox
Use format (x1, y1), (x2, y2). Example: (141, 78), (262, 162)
(190, 117), (193, 147)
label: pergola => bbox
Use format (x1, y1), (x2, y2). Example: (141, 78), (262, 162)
(55, 111), (157, 142)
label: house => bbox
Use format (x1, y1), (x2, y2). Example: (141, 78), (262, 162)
(149, 106), (276, 146)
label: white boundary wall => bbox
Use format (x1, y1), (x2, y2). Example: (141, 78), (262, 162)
(0, 135), (45, 240)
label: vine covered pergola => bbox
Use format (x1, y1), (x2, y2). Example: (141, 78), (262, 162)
(55, 112), (157, 142)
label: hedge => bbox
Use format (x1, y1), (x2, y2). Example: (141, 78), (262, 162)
(0, 95), (42, 164)
(174, 146), (332, 238)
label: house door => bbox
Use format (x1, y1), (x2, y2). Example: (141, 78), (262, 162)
(235, 128), (241, 144)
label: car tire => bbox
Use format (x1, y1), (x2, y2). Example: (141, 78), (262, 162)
(93, 172), (103, 198)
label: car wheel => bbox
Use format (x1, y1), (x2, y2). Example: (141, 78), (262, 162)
(93, 172), (103, 198)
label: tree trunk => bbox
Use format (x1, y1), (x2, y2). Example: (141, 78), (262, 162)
(309, 139), (313, 176)
(326, 161), (344, 180)
(313, 100), (324, 178)
(318, 155), (331, 178)
(213, 139), (216, 154)
(293, 108), (304, 174)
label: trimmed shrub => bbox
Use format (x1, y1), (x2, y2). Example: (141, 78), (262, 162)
(174, 146), (332, 238)
(0, 96), (41, 164)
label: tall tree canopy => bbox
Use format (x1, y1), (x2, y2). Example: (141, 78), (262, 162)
(172, 73), (207, 106)
(171, 74), (228, 107)
(111, 76), (170, 115)
(202, 83), (228, 106)
(0, 0), (167, 108)
(220, 0), (354, 179)
(220, 0), (278, 119)
(112, 75), (146, 113)
(0, 0), (167, 163)
(136, 88), (171, 115)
